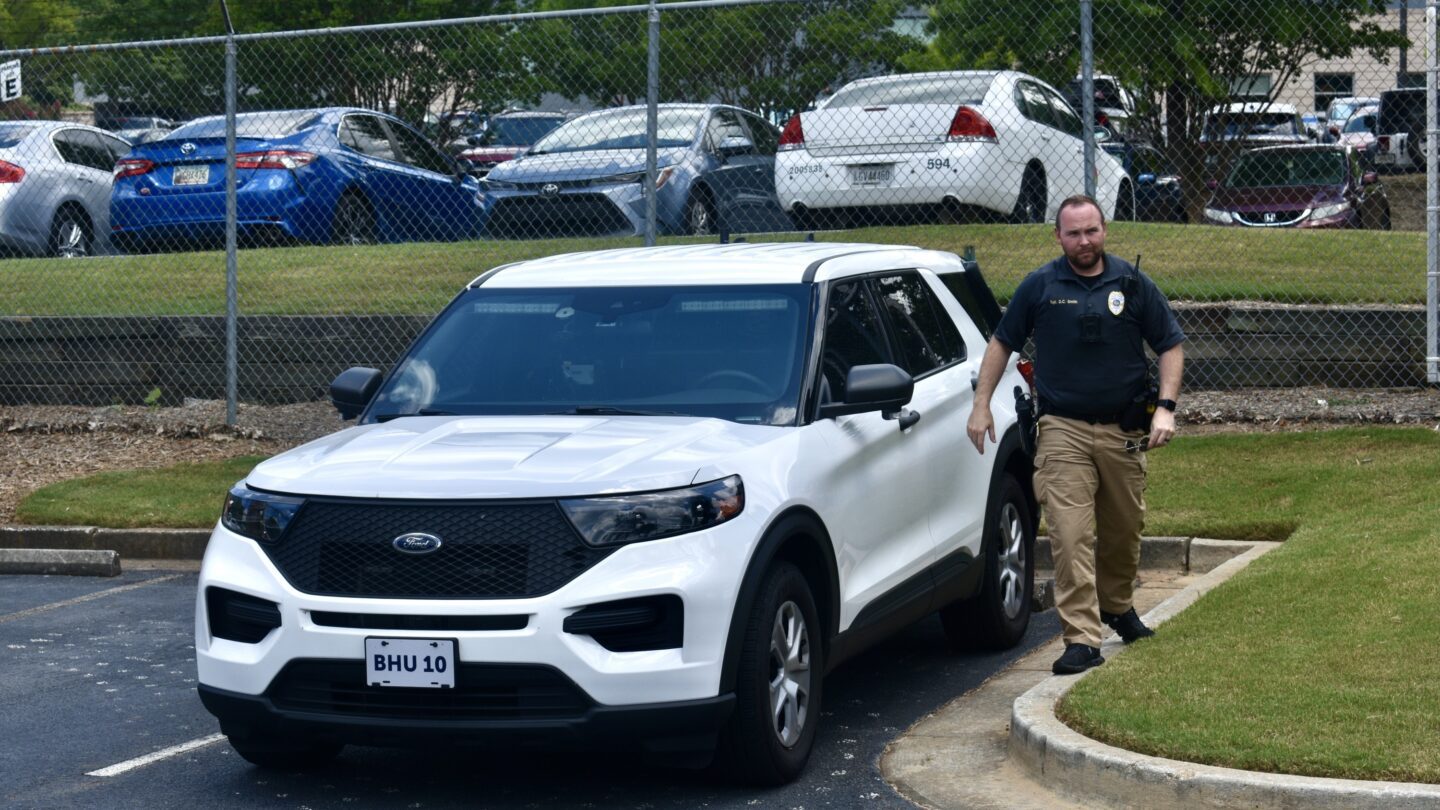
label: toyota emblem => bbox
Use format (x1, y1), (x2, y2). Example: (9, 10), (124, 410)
(392, 532), (443, 554)
(540, 183), (561, 198)
(180, 142), (197, 155)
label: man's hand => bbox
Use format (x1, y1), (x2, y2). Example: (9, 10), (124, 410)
(967, 405), (996, 454)
(1148, 406), (1176, 450)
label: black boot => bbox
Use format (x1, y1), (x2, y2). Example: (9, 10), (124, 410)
(1052, 643), (1105, 675)
(1102, 607), (1155, 644)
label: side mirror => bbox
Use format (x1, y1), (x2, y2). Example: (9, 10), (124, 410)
(1137, 172), (1157, 185)
(818, 364), (914, 419)
(1093, 126), (1113, 143)
(330, 367), (383, 420)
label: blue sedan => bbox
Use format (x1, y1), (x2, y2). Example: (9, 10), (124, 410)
(479, 104), (793, 238)
(111, 107), (482, 251)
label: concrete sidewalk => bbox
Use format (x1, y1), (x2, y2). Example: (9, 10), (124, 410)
(883, 540), (1440, 810)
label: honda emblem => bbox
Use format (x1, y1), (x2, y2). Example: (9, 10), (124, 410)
(1263, 212), (1277, 223)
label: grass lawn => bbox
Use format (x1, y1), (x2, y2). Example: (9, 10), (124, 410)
(0, 222), (1425, 315)
(14, 425), (1439, 781)
(1061, 426), (1440, 783)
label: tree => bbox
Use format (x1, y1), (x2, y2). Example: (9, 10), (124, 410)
(0, 0), (81, 119)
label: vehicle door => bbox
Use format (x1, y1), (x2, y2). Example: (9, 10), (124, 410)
(869, 271), (991, 572)
(335, 113), (411, 240)
(698, 109), (772, 230)
(81, 129), (131, 248)
(1010, 80), (1057, 191)
(1040, 85), (1089, 208)
(737, 111), (791, 231)
(382, 117), (480, 240)
(50, 128), (115, 235)
(810, 277), (938, 629)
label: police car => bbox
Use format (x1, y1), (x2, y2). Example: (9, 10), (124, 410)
(195, 242), (1037, 784)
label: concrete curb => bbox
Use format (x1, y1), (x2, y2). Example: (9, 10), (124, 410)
(1034, 535), (1248, 574)
(0, 548), (121, 577)
(0, 526), (209, 560)
(1010, 541), (1440, 809)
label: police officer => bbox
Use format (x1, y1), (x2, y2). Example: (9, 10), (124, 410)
(967, 194), (1185, 675)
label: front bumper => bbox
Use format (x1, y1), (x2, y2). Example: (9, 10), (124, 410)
(479, 180), (681, 238)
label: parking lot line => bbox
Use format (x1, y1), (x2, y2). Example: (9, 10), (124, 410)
(0, 574), (184, 625)
(87, 733), (226, 778)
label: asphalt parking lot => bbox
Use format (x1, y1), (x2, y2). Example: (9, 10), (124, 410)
(1, 568), (1060, 810)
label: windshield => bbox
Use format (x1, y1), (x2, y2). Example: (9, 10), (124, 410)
(1344, 113), (1376, 134)
(530, 109), (701, 153)
(1203, 111), (1302, 140)
(0, 124), (37, 148)
(479, 115), (566, 147)
(368, 284), (811, 426)
(1328, 100), (1370, 124)
(166, 111), (324, 140)
(1227, 150), (1346, 188)
(826, 74), (992, 108)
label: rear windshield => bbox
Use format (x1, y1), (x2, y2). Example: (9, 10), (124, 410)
(1378, 90), (1431, 136)
(530, 108), (701, 153)
(166, 111), (324, 140)
(1203, 111), (1302, 140)
(825, 75), (993, 108)
(0, 124), (37, 149)
(1228, 150), (1346, 188)
(479, 116), (566, 147)
(1343, 113), (1376, 134)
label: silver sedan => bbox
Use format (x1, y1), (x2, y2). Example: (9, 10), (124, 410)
(0, 121), (131, 258)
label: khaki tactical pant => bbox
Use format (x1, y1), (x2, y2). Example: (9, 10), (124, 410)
(1033, 414), (1148, 648)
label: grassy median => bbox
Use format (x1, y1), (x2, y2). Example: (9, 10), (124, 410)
(14, 455), (266, 529)
(0, 222), (1426, 315)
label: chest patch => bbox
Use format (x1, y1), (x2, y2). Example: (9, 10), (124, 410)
(1107, 290), (1126, 316)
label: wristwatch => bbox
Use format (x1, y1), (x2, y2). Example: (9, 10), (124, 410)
(1155, 398), (1178, 412)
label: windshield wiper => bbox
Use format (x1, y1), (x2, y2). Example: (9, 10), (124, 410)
(373, 409), (459, 422)
(547, 406), (683, 416)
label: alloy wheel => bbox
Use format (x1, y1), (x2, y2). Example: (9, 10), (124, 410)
(767, 599), (811, 748)
(997, 500), (1028, 620)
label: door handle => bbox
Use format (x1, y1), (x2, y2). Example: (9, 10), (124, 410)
(971, 371), (979, 391)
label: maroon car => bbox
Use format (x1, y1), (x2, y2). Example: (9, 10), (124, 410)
(457, 111), (570, 178)
(1202, 144), (1390, 230)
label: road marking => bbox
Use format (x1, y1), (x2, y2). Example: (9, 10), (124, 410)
(87, 733), (226, 777)
(0, 574), (185, 625)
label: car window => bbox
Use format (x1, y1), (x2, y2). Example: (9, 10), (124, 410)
(384, 119), (456, 175)
(530, 108), (702, 153)
(96, 131), (132, 162)
(0, 124), (36, 149)
(820, 281), (892, 404)
(51, 129), (88, 166)
(1044, 87), (1084, 137)
(871, 272), (965, 377)
(72, 130), (119, 171)
(706, 110), (751, 153)
(340, 115), (398, 162)
(826, 74), (993, 108)
(743, 113), (780, 156)
(1016, 81), (1055, 128)
(168, 111), (321, 140)
(1228, 150), (1346, 187)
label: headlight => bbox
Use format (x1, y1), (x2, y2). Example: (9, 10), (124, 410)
(1311, 201), (1351, 219)
(221, 484), (304, 543)
(1203, 207), (1233, 224)
(590, 167), (674, 188)
(560, 475), (744, 548)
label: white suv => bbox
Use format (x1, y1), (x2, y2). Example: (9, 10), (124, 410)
(195, 242), (1037, 784)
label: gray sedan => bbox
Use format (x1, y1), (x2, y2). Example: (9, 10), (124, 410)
(0, 121), (131, 258)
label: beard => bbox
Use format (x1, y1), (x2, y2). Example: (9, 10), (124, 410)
(1066, 246), (1103, 272)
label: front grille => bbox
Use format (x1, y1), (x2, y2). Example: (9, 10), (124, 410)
(1235, 209), (1307, 226)
(268, 660), (592, 721)
(260, 499), (614, 599)
(487, 194), (632, 237)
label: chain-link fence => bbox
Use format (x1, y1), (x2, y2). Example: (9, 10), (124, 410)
(0, 0), (1436, 416)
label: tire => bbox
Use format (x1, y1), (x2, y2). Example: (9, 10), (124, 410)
(790, 207), (821, 234)
(717, 562), (823, 785)
(940, 474), (1035, 651)
(687, 191), (718, 236)
(1011, 167), (1046, 224)
(227, 732), (343, 770)
(332, 192), (376, 245)
(1114, 182), (1135, 222)
(49, 209), (92, 258)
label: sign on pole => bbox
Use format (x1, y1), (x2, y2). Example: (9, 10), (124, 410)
(0, 61), (20, 103)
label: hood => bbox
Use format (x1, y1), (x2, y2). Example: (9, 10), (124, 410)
(1212, 183), (1343, 211)
(487, 148), (689, 182)
(245, 414), (788, 499)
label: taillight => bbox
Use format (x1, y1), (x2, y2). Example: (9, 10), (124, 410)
(235, 150), (317, 170)
(0, 159), (24, 183)
(113, 158), (155, 180)
(1378, 135), (1390, 151)
(1016, 359), (1036, 388)
(778, 114), (805, 151)
(948, 106), (998, 142)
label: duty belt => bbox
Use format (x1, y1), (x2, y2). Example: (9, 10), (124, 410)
(1039, 404), (1123, 425)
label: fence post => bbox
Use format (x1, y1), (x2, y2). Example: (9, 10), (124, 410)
(1080, 0), (1095, 200)
(1429, 0), (1438, 384)
(223, 24), (239, 423)
(644, 0), (660, 247)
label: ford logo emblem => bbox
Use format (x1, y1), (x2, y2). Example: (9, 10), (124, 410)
(392, 532), (443, 554)
(180, 142), (197, 155)
(540, 182), (561, 198)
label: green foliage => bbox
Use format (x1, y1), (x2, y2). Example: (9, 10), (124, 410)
(15, 455), (268, 529)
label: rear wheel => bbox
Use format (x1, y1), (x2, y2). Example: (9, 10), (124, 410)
(49, 209), (92, 258)
(717, 562), (823, 785)
(687, 191), (718, 235)
(1114, 182), (1135, 221)
(332, 193), (376, 245)
(940, 474), (1034, 650)
(1011, 167), (1046, 224)
(227, 732), (343, 771)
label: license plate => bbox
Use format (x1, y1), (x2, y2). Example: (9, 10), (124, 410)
(848, 164), (893, 186)
(172, 164), (210, 186)
(365, 637), (456, 688)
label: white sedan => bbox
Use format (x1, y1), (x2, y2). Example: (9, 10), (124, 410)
(775, 70), (1132, 229)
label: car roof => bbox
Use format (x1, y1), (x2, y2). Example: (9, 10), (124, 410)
(471, 242), (969, 288)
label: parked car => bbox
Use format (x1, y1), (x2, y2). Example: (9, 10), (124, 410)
(480, 103), (791, 237)
(1335, 105), (1380, 165)
(773, 70), (1133, 229)
(456, 110), (571, 178)
(1199, 102), (1311, 179)
(1374, 87), (1432, 172)
(195, 241), (1036, 784)
(1301, 112), (1327, 142)
(434, 109), (488, 155)
(1064, 74), (1138, 137)
(1100, 139), (1186, 222)
(1323, 96), (1378, 141)
(111, 116), (178, 145)
(0, 120), (131, 258)
(110, 107), (482, 252)
(1203, 144), (1389, 230)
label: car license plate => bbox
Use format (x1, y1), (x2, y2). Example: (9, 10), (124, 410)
(848, 164), (893, 187)
(172, 164), (210, 186)
(365, 637), (456, 689)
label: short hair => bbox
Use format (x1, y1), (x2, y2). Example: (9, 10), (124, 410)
(1055, 194), (1105, 230)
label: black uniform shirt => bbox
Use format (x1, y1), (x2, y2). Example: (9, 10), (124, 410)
(993, 253), (1185, 417)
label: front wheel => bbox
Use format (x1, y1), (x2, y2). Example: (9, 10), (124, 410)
(940, 474), (1034, 650)
(717, 562), (823, 785)
(687, 192), (718, 236)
